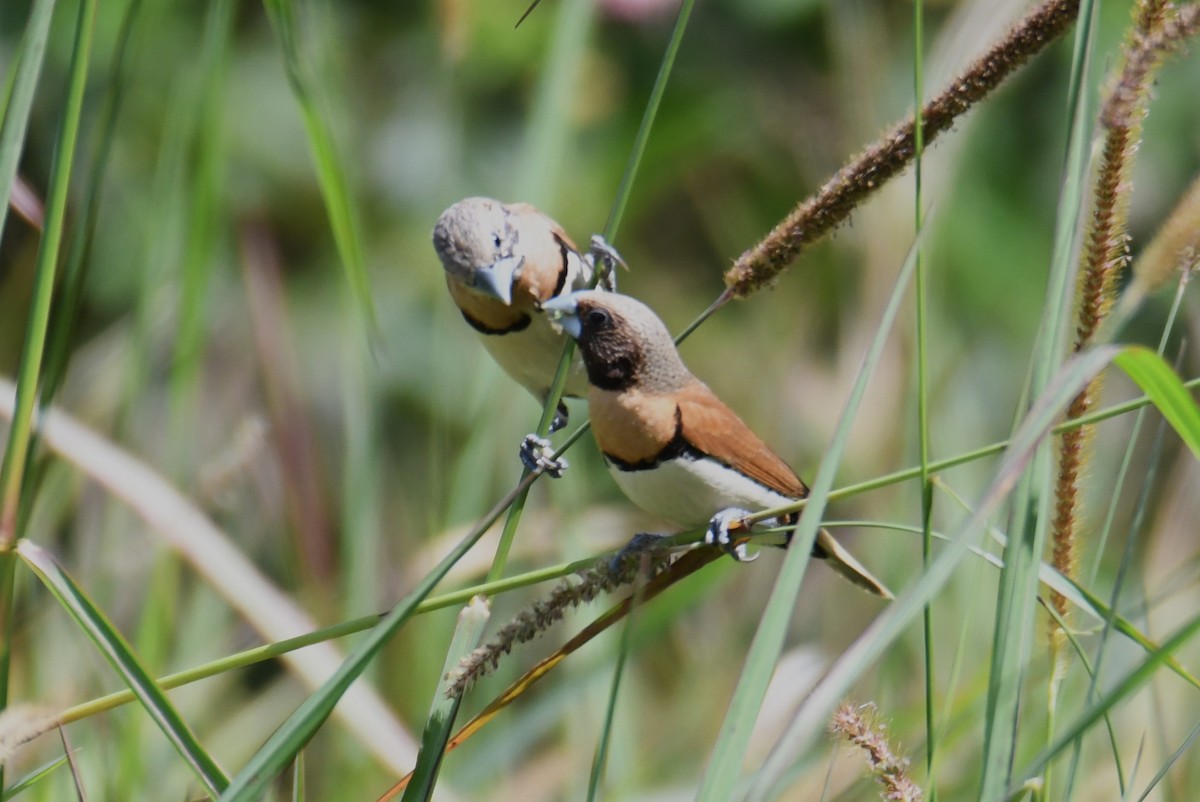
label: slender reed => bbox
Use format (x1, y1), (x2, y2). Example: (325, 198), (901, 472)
(1050, 0), (1200, 634)
(724, 0), (1081, 297)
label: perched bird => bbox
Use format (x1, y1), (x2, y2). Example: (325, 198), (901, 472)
(433, 197), (618, 473)
(542, 290), (892, 597)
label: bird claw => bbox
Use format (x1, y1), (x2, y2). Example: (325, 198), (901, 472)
(588, 235), (626, 292)
(706, 508), (758, 562)
(608, 532), (667, 573)
(520, 434), (568, 478)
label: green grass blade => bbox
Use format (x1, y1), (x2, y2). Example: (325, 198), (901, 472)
(1012, 609), (1200, 794)
(980, 2), (1097, 796)
(262, 0), (376, 334)
(217, 475), (536, 801)
(36, 0), (144, 411)
(0, 0), (95, 541)
(17, 540), (228, 795)
(0, 0), (56, 250)
(698, 228), (923, 802)
(401, 596), (490, 802)
(487, 0), (694, 581)
(167, 0), (235, 449)
(58, 553), (602, 724)
(0, 4), (95, 791)
(840, 514), (1200, 692)
(2, 754), (69, 798)
(53, 514), (1198, 732)
(973, 518), (1200, 693)
(0, 375), (412, 770)
(291, 751), (305, 801)
(1112, 347), (1200, 459)
(745, 344), (1124, 801)
(587, 571), (650, 802)
(481, 0), (598, 581)
(515, 0), (594, 205)
(1134, 720), (1200, 802)
(1089, 272), (1191, 584)
(806, 375), (1200, 510)
(602, 0), (696, 239)
(1064, 398), (1177, 802)
(910, 0), (937, 795)
(1043, 603), (1127, 795)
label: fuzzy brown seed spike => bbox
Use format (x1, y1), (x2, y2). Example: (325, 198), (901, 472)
(1133, 0), (1171, 36)
(1102, 6), (1200, 131)
(830, 701), (924, 802)
(1049, 0), (1199, 638)
(0, 704), (62, 763)
(724, 0), (1080, 298)
(445, 548), (674, 696)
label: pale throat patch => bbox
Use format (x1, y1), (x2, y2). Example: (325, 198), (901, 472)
(588, 388), (678, 464)
(476, 313), (590, 399)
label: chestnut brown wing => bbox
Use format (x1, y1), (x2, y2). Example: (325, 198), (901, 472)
(675, 381), (808, 500)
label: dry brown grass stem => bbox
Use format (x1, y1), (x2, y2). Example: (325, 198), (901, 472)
(724, 0), (1080, 298)
(1050, 1), (1200, 629)
(830, 701), (924, 802)
(445, 546), (673, 695)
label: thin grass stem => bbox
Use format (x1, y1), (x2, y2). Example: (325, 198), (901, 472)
(0, 3), (96, 791)
(911, 0), (938, 796)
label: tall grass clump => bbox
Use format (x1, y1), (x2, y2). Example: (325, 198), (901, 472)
(0, 1), (1198, 800)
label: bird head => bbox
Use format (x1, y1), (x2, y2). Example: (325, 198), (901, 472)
(432, 197), (525, 305)
(542, 291), (689, 392)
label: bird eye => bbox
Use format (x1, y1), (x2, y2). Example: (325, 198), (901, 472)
(492, 233), (502, 248)
(586, 307), (612, 329)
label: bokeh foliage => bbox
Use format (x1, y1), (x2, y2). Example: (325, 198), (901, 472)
(1, 0), (1199, 799)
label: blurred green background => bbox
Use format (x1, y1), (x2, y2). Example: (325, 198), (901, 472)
(2, 0), (1199, 798)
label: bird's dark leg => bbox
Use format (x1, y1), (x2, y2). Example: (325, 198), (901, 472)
(549, 400), (569, 433)
(587, 235), (626, 292)
(706, 507), (757, 562)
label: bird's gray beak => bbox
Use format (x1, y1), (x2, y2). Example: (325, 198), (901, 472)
(540, 295), (581, 340)
(474, 255), (524, 305)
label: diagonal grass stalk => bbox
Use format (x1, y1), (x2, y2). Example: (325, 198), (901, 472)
(2, 754), (69, 797)
(1062, 266), (1192, 802)
(485, 0), (696, 583)
(700, 224), (925, 802)
(410, 2), (698, 795)
(1011, 608), (1200, 795)
(744, 343), (1200, 800)
(0, 0), (55, 252)
(746, 345), (1120, 801)
(400, 597), (490, 802)
(2, 365), (1194, 733)
(19, 540), (228, 795)
(263, 0), (376, 334)
(216, 472), (542, 801)
(586, 563), (648, 802)
(979, 1), (1098, 797)
(166, 0), (234, 465)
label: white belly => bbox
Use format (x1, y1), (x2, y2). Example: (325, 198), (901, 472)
(608, 455), (794, 529)
(477, 314), (589, 400)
